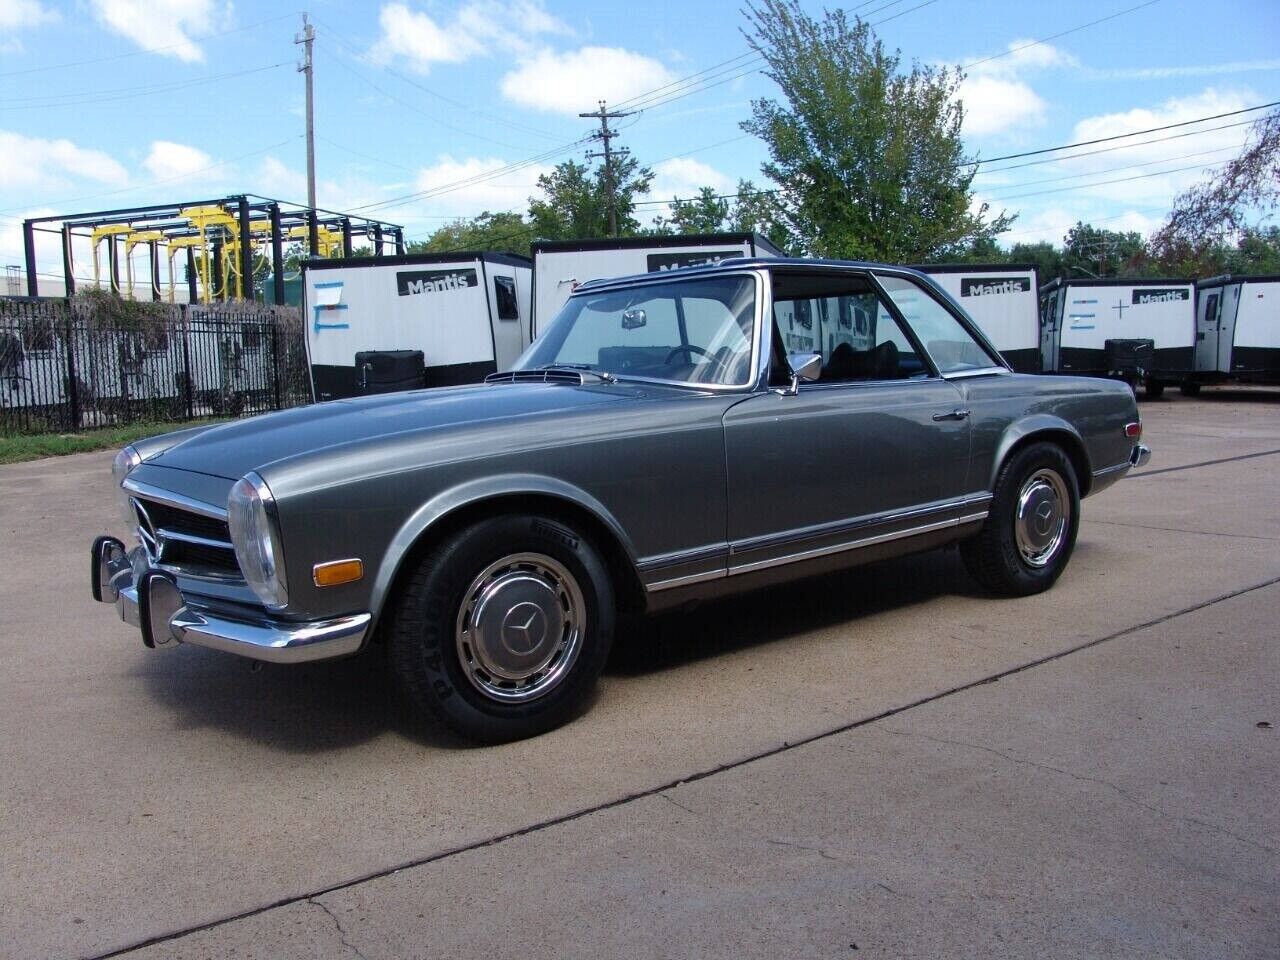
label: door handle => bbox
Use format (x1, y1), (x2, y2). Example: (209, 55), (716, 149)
(932, 408), (970, 421)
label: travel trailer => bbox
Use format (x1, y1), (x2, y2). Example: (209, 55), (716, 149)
(531, 233), (782, 336)
(1039, 277), (1196, 396)
(911, 264), (1041, 372)
(1185, 275), (1280, 393)
(302, 252), (532, 401)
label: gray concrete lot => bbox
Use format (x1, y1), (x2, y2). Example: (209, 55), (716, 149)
(1, 387), (1277, 959)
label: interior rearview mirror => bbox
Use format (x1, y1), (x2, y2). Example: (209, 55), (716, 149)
(621, 308), (647, 330)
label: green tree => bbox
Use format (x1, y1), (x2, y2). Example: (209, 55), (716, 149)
(1061, 222), (1147, 278)
(528, 157), (654, 240)
(1148, 111), (1280, 273)
(740, 0), (1011, 261)
(652, 186), (731, 235)
(1007, 241), (1064, 283)
(408, 211), (534, 257)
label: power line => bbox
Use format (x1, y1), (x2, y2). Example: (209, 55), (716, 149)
(309, 20), (562, 144)
(981, 142), (1246, 196)
(0, 11), (302, 78)
(974, 116), (1264, 174)
(0, 62), (291, 111)
(0, 136), (303, 217)
(975, 100), (1279, 165)
(962, 0), (1163, 70)
(988, 158), (1232, 203)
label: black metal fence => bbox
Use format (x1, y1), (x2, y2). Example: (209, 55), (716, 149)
(0, 297), (310, 435)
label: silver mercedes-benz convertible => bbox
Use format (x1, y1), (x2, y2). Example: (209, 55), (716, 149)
(92, 257), (1149, 741)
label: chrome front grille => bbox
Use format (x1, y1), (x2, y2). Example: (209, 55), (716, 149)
(132, 497), (240, 577)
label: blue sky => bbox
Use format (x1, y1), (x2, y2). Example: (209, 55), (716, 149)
(2, 0), (1278, 277)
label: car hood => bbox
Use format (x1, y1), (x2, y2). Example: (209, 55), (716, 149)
(148, 380), (662, 480)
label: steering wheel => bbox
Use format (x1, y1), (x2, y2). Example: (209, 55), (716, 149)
(664, 344), (714, 365)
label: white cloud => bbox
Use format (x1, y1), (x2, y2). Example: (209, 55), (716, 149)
(409, 155), (550, 215)
(0, 0), (58, 30)
(1051, 87), (1255, 205)
(0, 130), (129, 189)
(501, 46), (677, 115)
(647, 157), (733, 202)
(1087, 59), (1280, 81)
(959, 41), (1076, 138)
(142, 141), (213, 181)
(88, 0), (226, 63)
(961, 76), (1048, 138)
(372, 0), (567, 73)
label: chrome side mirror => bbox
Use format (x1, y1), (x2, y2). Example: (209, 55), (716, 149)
(778, 352), (822, 395)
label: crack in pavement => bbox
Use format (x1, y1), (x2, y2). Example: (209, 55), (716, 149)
(308, 898), (368, 960)
(1084, 518), (1280, 541)
(85, 573), (1280, 960)
(1131, 447), (1280, 478)
(657, 791), (700, 816)
(879, 728), (1276, 856)
(764, 837), (851, 866)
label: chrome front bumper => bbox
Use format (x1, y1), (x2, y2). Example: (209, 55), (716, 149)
(91, 537), (371, 664)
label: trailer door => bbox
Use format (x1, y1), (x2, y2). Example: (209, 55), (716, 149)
(1196, 291), (1219, 372)
(489, 271), (525, 370)
(1040, 288), (1062, 371)
(1217, 284), (1241, 373)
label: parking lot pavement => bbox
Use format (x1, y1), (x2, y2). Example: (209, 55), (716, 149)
(0, 393), (1277, 959)
(123, 579), (1280, 960)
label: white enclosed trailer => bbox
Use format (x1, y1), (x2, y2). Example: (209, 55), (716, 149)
(302, 252), (531, 400)
(909, 263), (1041, 372)
(1187, 275), (1280, 392)
(1039, 277), (1195, 396)
(531, 233), (782, 337)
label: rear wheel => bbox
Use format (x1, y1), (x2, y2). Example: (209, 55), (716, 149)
(388, 514), (615, 743)
(961, 442), (1080, 596)
(1180, 380), (1202, 397)
(1145, 378), (1165, 399)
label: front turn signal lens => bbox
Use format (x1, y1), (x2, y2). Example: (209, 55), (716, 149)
(313, 558), (364, 588)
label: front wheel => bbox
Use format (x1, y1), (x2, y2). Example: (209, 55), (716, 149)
(1145, 378), (1165, 399)
(1180, 380), (1202, 397)
(961, 442), (1081, 596)
(388, 515), (615, 743)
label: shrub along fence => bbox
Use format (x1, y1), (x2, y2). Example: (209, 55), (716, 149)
(0, 293), (309, 435)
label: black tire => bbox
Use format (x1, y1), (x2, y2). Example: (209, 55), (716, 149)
(1145, 378), (1165, 399)
(1180, 380), (1202, 397)
(961, 442), (1081, 597)
(387, 514), (615, 743)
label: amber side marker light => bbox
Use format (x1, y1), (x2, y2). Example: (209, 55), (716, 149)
(313, 559), (364, 587)
(1125, 422), (1142, 439)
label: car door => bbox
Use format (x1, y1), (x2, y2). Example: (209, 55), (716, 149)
(722, 270), (973, 574)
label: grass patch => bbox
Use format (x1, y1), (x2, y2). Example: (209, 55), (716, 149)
(0, 418), (227, 465)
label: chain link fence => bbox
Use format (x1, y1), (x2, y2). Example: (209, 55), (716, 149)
(0, 296), (309, 435)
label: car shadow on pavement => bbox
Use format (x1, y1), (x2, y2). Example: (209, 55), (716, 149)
(132, 642), (471, 752)
(131, 546), (992, 751)
(608, 546), (984, 676)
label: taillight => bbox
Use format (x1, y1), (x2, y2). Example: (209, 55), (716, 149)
(1125, 422), (1142, 439)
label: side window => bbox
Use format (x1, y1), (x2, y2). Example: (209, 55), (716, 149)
(876, 274), (999, 374)
(494, 275), (519, 321)
(772, 274), (929, 383)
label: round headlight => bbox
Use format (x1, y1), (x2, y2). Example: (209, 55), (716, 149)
(227, 472), (289, 610)
(112, 445), (142, 526)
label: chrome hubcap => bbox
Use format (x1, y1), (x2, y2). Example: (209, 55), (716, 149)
(1015, 469), (1070, 568)
(455, 552), (584, 703)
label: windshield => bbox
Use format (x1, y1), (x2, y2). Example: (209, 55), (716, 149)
(517, 275), (758, 387)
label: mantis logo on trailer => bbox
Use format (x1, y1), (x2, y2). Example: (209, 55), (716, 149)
(396, 269), (478, 297)
(960, 277), (1031, 297)
(1132, 288), (1189, 305)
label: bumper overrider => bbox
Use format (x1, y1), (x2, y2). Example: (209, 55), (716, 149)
(1130, 443), (1151, 469)
(90, 536), (371, 664)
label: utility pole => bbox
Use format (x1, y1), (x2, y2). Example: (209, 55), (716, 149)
(580, 100), (632, 237)
(296, 13), (316, 211)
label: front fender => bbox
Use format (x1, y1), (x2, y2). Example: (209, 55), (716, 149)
(368, 472), (641, 622)
(987, 414), (1090, 492)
